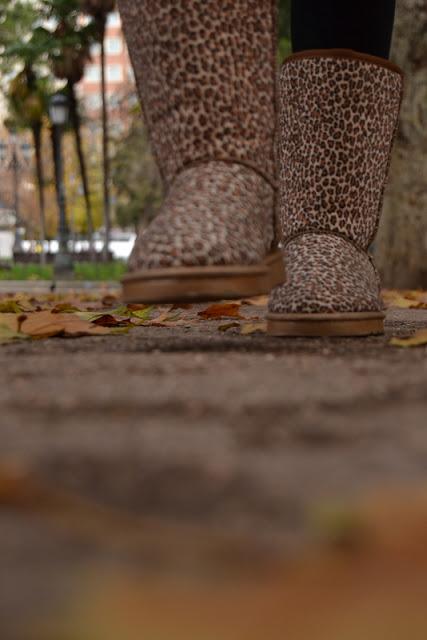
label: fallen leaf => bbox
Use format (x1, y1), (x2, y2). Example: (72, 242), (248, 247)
(218, 322), (241, 332)
(390, 329), (427, 348)
(51, 303), (82, 314)
(0, 299), (27, 314)
(128, 306), (154, 323)
(92, 314), (133, 328)
(198, 303), (243, 320)
(0, 315), (25, 343)
(240, 322), (267, 335)
(101, 294), (119, 307)
(382, 289), (427, 309)
(241, 295), (269, 307)
(21, 311), (112, 339)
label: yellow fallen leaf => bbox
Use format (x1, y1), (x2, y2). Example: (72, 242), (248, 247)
(382, 289), (427, 309)
(241, 295), (269, 307)
(240, 322), (267, 335)
(218, 322), (241, 332)
(390, 329), (427, 348)
(0, 299), (27, 313)
(0, 314), (26, 343)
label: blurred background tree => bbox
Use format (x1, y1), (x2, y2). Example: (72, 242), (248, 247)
(278, 0), (292, 60)
(0, 0), (425, 285)
(375, 0), (427, 288)
(79, 0), (116, 260)
(112, 111), (162, 234)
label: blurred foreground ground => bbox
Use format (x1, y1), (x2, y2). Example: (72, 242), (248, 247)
(1, 300), (427, 639)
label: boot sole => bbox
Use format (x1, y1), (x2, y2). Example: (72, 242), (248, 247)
(267, 311), (385, 337)
(122, 250), (285, 304)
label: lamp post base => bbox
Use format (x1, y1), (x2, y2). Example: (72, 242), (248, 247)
(54, 252), (74, 279)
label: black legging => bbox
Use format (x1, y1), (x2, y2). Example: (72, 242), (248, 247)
(291, 0), (396, 60)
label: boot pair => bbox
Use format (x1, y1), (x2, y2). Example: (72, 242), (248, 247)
(119, 1), (403, 337)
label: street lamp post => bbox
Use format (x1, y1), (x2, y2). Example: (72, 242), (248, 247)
(49, 93), (73, 277)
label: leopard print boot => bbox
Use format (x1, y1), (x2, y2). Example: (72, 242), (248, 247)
(118, 0), (285, 303)
(268, 50), (403, 336)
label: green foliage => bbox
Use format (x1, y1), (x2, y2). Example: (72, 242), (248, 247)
(0, 263), (53, 281)
(74, 260), (126, 281)
(112, 116), (163, 231)
(278, 0), (292, 61)
(0, 261), (126, 281)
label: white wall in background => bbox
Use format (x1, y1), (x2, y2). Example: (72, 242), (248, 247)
(0, 230), (14, 260)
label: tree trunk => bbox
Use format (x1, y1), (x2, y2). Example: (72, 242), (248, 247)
(100, 22), (112, 262)
(32, 123), (47, 266)
(374, 0), (427, 288)
(67, 82), (96, 261)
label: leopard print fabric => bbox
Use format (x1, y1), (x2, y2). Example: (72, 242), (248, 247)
(129, 161), (275, 270)
(118, 0), (277, 272)
(269, 234), (382, 314)
(118, 0), (277, 188)
(278, 52), (403, 249)
(269, 51), (403, 315)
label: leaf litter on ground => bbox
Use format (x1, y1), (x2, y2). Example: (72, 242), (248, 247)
(1, 289), (427, 345)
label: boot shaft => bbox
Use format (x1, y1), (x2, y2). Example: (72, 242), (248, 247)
(118, 0), (278, 189)
(278, 50), (403, 250)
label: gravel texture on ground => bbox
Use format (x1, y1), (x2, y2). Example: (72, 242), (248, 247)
(1, 306), (427, 637)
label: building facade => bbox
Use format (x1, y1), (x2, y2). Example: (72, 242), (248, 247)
(79, 11), (134, 119)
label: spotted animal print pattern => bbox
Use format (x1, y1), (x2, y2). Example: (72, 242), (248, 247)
(129, 162), (275, 270)
(118, 0), (278, 272)
(269, 234), (382, 314)
(278, 52), (403, 248)
(118, 0), (277, 188)
(270, 51), (403, 315)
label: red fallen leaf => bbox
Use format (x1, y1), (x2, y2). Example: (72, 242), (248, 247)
(92, 314), (133, 328)
(198, 303), (243, 320)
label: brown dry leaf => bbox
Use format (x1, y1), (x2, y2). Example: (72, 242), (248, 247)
(390, 329), (427, 348)
(198, 303), (243, 320)
(218, 322), (241, 332)
(241, 322), (267, 335)
(101, 294), (119, 308)
(20, 311), (112, 339)
(146, 315), (178, 328)
(51, 302), (82, 314)
(92, 314), (133, 328)
(32, 488), (427, 640)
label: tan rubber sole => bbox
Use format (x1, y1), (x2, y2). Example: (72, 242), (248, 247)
(267, 311), (385, 337)
(122, 250), (285, 304)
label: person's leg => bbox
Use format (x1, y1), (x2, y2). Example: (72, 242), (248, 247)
(118, 0), (285, 304)
(268, 1), (403, 337)
(291, 0), (396, 59)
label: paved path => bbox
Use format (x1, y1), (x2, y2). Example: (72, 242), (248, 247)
(0, 280), (120, 294)
(1, 306), (427, 638)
